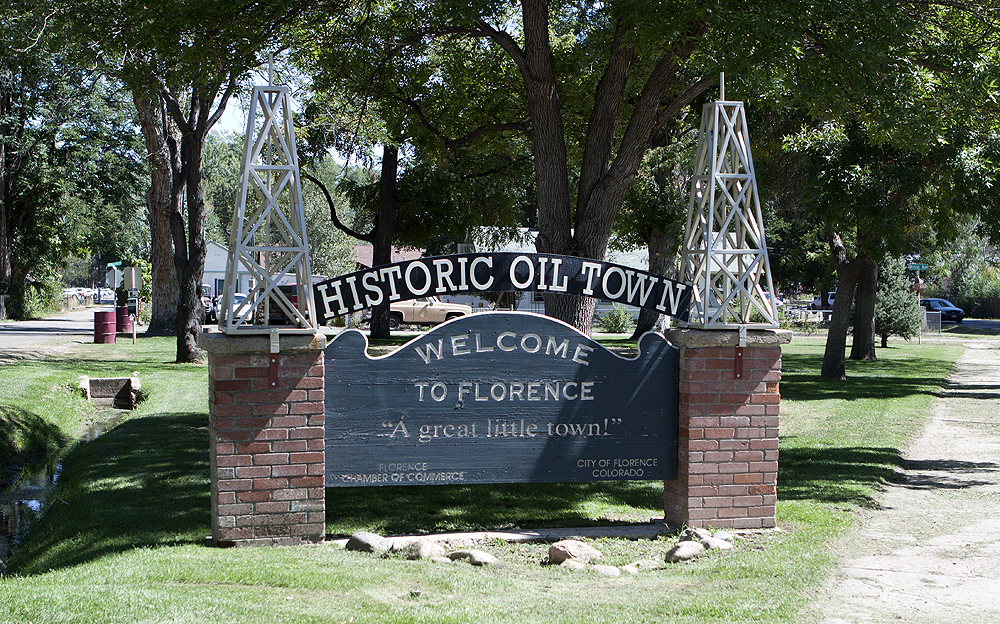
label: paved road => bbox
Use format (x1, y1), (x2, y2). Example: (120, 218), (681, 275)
(0, 306), (115, 361)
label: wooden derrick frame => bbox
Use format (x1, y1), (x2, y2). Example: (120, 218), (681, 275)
(220, 85), (317, 335)
(680, 98), (778, 329)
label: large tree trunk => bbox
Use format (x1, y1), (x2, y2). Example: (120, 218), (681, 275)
(369, 144), (398, 339)
(631, 225), (680, 338)
(133, 87), (180, 335)
(0, 73), (11, 296)
(821, 230), (871, 380)
(850, 259), (878, 361)
(168, 93), (211, 364)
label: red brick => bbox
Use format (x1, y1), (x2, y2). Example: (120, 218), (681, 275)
(704, 427), (735, 439)
(217, 479), (253, 491)
(272, 488), (309, 501)
(237, 490), (272, 503)
(215, 379), (252, 392)
(750, 392), (780, 405)
(235, 367), (269, 379)
(273, 389), (309, 403)
(218, 503), (253, 516)
(735, 451), (764, 462)
(719, 462), (749, 473)
(289, 402), (325, 415)
(216, 492), (236, 504)
(733, 472), (764, 484)
(254, 453), (290, 465)
(235, 442), (271, 454)
(703, 451), (733, 463)
(719, 440), (750, 451)
(272, 464), (308, 477)
(255, 501), (291, 514)
(272, 416), (308, 428)
(253, 403), (289, 416)
(289, 451), (324, 464)
(215, 429), (251, 442)
(687, 439), (719, 451)
(749, 461), (779, 472)
(733, 495), (763, 507)
(234, 391), (273, 405)
(290, 427), (325, 440)
(253, 428), (288, 441)
(272, 440), (308, 453)
(234, 417), (273, 429)
(308, 389), (325, 402)
(235, 466), (271, 478)
(749, 484), (776, 495)
(253, 477), (290, 490)
(215, 404), (252, 417)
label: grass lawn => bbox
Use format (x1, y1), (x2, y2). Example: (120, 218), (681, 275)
(0, 333), (966, 623)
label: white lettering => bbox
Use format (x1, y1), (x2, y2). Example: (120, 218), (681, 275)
(380, 266), (404, 301)
(404, 262), (432, 296)
(470, 257), (494, 290)
(433, 259), (457, 293)
(548, 257), (569, 292)
(510, 255), (534, 289)
(572, 344), (594, 365)
(316, 281), (348, 316)
(602, 267), (627, 299)
(344, 275), (364, 311)
(414, 339), (445, 364)
(362, 271), (383, 307)
(580, 262), (602, 295)
(451, 333), (470, 356)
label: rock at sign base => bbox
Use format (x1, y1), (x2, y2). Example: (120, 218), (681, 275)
(548, 539), (603, 564)
(712, 530), (735, 544)
(678, 527), (712, 542)
(593, 564), (621, 577)
(449, 549), (500, 566)
(400, 539), (448, 560)
(346, 531), (392, 553)
(665, 540), (705, 563)
(701, 537), (734, 551)
(560, 560), (588, 571)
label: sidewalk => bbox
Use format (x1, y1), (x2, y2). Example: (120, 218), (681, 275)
(814, 340), (1000, 623)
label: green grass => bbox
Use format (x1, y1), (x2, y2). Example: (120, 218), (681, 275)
(0, 334), (966, 623)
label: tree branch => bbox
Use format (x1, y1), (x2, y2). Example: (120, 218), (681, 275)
(301, 172), (375, 243)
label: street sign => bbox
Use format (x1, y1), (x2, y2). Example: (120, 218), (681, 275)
(908, 263), (929, 271)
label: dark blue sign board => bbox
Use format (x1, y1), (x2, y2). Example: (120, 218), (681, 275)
(324, 312), (679, 487)
(312, 252), (691, 325)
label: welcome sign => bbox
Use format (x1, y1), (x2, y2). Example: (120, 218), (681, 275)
(324, 312), (679, 487)
(312, 252), (692, 324)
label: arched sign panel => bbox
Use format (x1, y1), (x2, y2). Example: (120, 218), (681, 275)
(311, 252), (691, 323)
(324, 312), (679, 486)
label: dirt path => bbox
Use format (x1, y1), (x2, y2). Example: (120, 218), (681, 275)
(813, 340), (1000, 623)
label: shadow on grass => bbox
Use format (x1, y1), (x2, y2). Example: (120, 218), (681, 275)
(325, 480), (664, 536)
(7, 413), (210, 576)
(778, 443), (904, 508)
(780, 352), (952, 403)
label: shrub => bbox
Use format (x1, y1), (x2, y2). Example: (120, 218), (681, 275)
(599, 303), (635, 333)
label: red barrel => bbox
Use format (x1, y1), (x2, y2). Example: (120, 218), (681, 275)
(94, 311), (116, 344)
(115, 306), (133, 334)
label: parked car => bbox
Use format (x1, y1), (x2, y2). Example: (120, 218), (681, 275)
(920, 298), (965, 323)
(363, 296), (473, 330)
(215, 293), (250, 325)
(201, 284), (215, 323)
(810, 292), (836, 310)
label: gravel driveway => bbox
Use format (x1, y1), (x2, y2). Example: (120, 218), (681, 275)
(813, 340), (1000, 623)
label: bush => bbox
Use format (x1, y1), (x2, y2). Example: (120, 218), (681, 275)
(598, 303), (635, 333)
(876, 257), (923, 346)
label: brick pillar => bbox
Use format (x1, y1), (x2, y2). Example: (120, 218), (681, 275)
(662, 328), (791, 529)
(199, 331), (327, 547)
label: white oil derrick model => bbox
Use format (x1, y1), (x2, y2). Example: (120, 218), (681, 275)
(680, 74), (778, 330)
(220, 82), (317, 336)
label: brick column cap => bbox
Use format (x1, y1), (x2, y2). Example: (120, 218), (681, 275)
(663, 327), (792, 348)
(199, 330), (328, 355)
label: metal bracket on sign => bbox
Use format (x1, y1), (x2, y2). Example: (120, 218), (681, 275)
(269, 329), (280, 387)
(735, 326), (747, 379)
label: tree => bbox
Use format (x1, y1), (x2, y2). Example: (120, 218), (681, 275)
(2, 8), (145, 318)
(296, 0), (980, 335)
(875, 256), (923, 348)
(57, 0), (309, 361)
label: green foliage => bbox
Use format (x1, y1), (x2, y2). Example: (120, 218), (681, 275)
(875, 257), (924, 345)
(598, 303), (636, 334)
